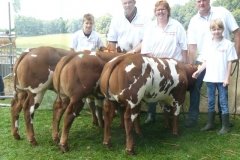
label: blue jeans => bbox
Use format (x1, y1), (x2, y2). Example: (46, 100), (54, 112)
(147, 102), (157, 118)
(187, 62), (206, 121)
(207, 82), (229, 114)
(0, 75), (4, 95)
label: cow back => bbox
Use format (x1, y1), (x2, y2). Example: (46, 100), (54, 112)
(15, 46), (70, 90)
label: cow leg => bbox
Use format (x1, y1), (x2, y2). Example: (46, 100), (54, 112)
(95, 105), (104, 128)
(172, 106), (179, 136)
(88, 97), (104, 128)
(23, 93), (37, 146)
(59, 99), (83, 152)
(24, 92), (45, 146)
(11, 91), (27, 140)
(87, 98), (99, 126)
(133, 104), (142, 137)
(163, 105), (171, 129)
(52, 96), (69, 144)
(124, 106), (135, 155)
(103, 99), (115, 148)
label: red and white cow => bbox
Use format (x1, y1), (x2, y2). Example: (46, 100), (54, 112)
(100, 53), (197, 155)
(11, 46), (71, 145)
(52, 50), (124, 152)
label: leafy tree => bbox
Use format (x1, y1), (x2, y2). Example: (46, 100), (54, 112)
(171, 0), (197, 29)
(12, 0), (21, 14)
(95, 14), (112, 34)
(212, 0), (240, 25)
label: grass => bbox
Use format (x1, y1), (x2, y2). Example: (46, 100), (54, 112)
(15, 33), (107, 50)
(1, 34), (239, 159)
(15, 33), (72, 50)
(1, 91), (240, 160)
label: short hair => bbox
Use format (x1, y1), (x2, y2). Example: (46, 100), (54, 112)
(210, 19), (224, 30)
(154, 0), (171, 18)
(82, 13), (94, 23)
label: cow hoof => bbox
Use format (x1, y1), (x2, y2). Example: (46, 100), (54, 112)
(13, 133), (21, 140)
(103, 142), (112, 148)
(53, 137), (60, 145)
(126, 148), (136, 155)
(59, 144), (69, 153)
(30, 139), (38, 146)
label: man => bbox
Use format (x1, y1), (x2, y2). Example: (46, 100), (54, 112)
(185, 0), (240, 127)
(107, 0), (150, 53)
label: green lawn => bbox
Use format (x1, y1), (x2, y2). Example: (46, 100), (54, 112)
(1, 34), (239, 159)
(1, 91), (240, 160)
(15, 33), (107, 50)
(15, 33), (72, 49)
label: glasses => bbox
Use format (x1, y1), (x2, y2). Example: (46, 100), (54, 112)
(156, 8), (167, 12)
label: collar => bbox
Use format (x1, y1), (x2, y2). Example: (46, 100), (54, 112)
(197, 7), (213, 21)
(125, 7), (137, 23)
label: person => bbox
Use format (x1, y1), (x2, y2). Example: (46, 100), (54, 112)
(185, 0), (240, 128)
(70, 13), (104, 126)
(70, 13), (104, 52)
(107, 0), (150, 53)
(140, 0), (188, 123)
(0, 75), (4, 97)
(192, 19), (238, 134)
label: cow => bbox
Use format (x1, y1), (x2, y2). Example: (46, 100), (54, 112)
(52, 50), (128, 152)
(11, 46), (72, 146)
(99, 53), (197, 155)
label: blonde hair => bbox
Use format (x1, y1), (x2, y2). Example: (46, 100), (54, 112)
(82, 13), (94, 23)
(154, 0), (171, 18)
(210, 19), (224, 30)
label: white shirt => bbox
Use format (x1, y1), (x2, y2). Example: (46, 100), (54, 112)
(141, 18), (187, 61)
(70, 30), (104, 52)
(203, 38), (237, 82)
(107, 10), (150, 52)
(187, 6), (239, 62)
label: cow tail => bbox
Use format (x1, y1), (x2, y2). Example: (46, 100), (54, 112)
(55, 52), (80, 93)
(13, 51), (29, 92)
(101, 54), (126, 98)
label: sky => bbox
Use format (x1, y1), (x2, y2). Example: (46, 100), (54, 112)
(0, 0), (190, 29)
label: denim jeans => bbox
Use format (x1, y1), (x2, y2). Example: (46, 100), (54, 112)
(147, 102), (157, 117)
(206, 82), (229, 114)
(0, 75), (4, 95)
(187, 62), (206, 121)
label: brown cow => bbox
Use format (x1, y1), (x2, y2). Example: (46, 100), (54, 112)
(52, 50), (125, 152)
(11, 46), (71, 145)
(100, 53), (197, 155)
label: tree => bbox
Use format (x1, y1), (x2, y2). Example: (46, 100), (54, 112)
(95, 14), (112, 34)
(171, 0), (197, 29)
(12, 0), (21, 14)
(212, 0), (240, 25)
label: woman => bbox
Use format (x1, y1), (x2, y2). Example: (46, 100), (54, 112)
(141, 0), (188, 123)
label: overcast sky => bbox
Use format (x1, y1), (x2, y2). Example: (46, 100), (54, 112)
(0, 0), (190, 29)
